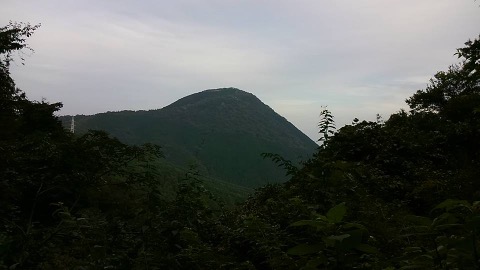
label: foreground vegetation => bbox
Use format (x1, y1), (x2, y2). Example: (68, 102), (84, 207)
(1, 22), (479, 269)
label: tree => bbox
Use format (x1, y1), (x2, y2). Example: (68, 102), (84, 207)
(0, 22), (164, 269)
(406, 35), (480, 116)
(0, 22), (51, 140)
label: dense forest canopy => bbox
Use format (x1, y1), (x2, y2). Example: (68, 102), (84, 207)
(1, 21), (480, 270)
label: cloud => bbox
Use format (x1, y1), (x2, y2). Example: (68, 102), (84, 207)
(2, 0), (480, 141)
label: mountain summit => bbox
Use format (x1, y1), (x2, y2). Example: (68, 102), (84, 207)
(63, 88), (318, 187)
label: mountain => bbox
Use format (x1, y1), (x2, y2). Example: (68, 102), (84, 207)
(60, 88), (318, 187)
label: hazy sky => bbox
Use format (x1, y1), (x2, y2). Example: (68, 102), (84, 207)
(2, 1), (479, 141)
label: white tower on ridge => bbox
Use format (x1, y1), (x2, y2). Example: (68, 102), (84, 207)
(70, 116), (75, 133)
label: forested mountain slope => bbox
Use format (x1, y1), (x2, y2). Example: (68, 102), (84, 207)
(61, 88), (318, 187)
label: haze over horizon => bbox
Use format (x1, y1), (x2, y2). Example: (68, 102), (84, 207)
(1, 1), (479, 141)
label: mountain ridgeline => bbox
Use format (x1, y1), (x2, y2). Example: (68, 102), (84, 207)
(61, 88), (318, 187)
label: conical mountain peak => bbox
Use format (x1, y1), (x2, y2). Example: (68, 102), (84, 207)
(166, 87), (257, 108)
(61, 88), (317, 187)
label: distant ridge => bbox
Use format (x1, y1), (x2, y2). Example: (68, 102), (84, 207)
(60, 88), (318, 187)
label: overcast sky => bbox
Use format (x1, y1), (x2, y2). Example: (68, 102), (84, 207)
(2, 1), (479, 141)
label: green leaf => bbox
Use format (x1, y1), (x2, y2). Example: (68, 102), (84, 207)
(342, 222), (366, 230)
(315, 215), (329, 222)
(434, 224), (463, 231)
(327, 234), (350, 242)
(405, 215), (432, 226)
(431, 213), (459, 229)
(287, 243), (324, 255)
(290, 220), (328, 229)
(403, 247), (423, 254)
(326, 202), (346, 223)
(404, 225), (430, 233)
(433, 199), (470, 211)
(355, 243), (379, 254)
